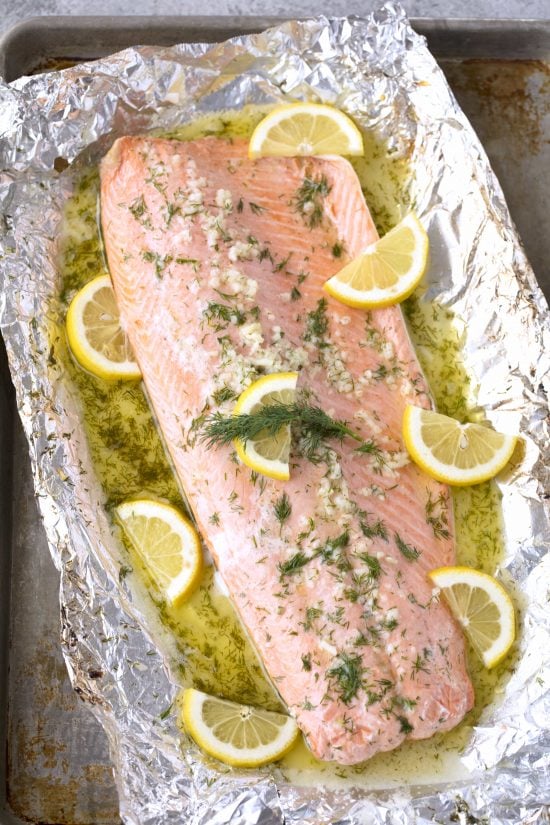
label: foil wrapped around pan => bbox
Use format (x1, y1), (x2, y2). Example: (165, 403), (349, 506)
(0, 3), (549, 822)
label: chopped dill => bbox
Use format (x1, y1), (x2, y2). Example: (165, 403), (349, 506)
(290, 286), (302, 301)
(302, 605), (323, 631)
(332, 241), (344, 258)
(128, 194), (150, 225)
(273, 252), (292, 272)
(327, 652), (364, 704)
(358, 552), (382, 580)
(425, 491), (451, 539)
(295, 175), (332, 229)
(166, 202), (180, 226)
(278, 551), (310, 577)
(141, 250), (173, 279)
(209, 512), (220, 526)
(249, 201), (265, 214)
(395, 532), (421, 561)
(411, 649), (432, 678)
(203, 302), (246, 330)
(273, 492), (292, 527)
(175, 257), (200, 271)
(301, 653), (312, 671)
(318, 530), (350, 571)
(354, 439), (387, 473)
(212, 386), (237, 405)
(359, 515), (388, 542)
(236, 197), (244, 213)
(304, 297), (329, 344)
(397, 715), (414, 734)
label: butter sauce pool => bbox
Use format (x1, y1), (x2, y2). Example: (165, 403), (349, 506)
(55, 106), (518, 789)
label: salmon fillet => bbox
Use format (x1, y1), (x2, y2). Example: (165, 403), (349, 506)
(100, 135), (474, 765)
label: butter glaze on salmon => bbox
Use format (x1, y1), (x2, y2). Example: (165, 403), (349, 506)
(100, 135), (474, 765)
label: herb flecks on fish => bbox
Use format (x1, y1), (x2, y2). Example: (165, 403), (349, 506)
(203, 301), (246, 331)
(327, 652), (364, 705)
(425, 491), (451, 540)
(395, 532), (421, 561)
(273, 492), (292, 528)
(141, 250), (173, 279)
(304, 297), (329, 345)
(295, 174), (332, 229)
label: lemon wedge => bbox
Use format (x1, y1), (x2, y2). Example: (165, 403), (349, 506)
(233, 372), (298, 481)
(66, 274), (141, 380)
(115, 499), (202, 606)
(324, 213), (429, 309)
(403, 406), (517, 486)
(429, 566), (516, 668)
(248, 102), (364, 159)
(182, 688), (299, 767)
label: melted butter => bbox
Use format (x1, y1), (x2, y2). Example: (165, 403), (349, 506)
(56, 107), (517, 790)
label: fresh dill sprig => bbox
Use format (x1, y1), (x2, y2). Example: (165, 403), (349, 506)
(295, 175), (332, 229)
(327, 653), (364, 705)
(249, 201), (265, 215)
(395, 532), (421, 561)
(273, 492), (292, 527)
(201, 399), (364, 456)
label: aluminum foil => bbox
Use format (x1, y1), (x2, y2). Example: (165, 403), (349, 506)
(1, 3), (549, 823)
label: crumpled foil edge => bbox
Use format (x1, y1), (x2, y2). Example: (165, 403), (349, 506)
(0, 4), (549, 823)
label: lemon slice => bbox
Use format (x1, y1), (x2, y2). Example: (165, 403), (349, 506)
(248, 102), (364, 159)
(182, 688), (299, 767)
(403, 405), (517, 486)
(233, 372), (299, 481)
(66, 274), (141, 380)
(115, 499), (202, 606)
(324, 213), (429, 309)
(429, 566), (515, 668)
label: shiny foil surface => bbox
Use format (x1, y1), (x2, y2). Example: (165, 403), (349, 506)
(0, 4), (549, 823)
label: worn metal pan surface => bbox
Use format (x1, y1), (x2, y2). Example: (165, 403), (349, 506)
(0, 16), (548, 825)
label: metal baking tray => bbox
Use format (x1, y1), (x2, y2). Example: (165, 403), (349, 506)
(1, 16), (549, 825)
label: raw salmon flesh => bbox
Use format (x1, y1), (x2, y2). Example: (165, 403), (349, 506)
(100, 135), (474, 765)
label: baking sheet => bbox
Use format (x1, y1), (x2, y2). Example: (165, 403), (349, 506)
(0, 16), (549, 825)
